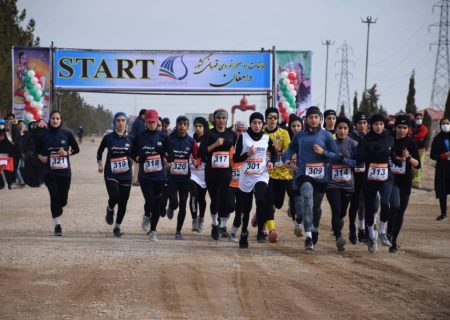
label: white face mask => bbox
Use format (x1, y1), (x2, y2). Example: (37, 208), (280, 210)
(416, 119), (422, 126)
(441, 124), (450, 133)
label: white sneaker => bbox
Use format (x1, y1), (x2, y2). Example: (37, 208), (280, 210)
(229, 233), (239, 243)
(379, 233), (392, 247)
(148, 231), (158, 242)
(368, 232), (378, 253)
(141, 215), (150, 232)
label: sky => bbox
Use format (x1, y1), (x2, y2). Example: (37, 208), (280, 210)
(17, 0), (442, 125)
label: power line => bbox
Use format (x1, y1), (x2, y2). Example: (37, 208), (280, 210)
(336, 41), (354, 115)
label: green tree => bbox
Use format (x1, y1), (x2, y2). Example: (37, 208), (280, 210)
(405, 70), (417, 114)
(0, 0), (40, 116)
(339, 104), (345, 117)
(359, 84), (380, 115)
(353, 91), (358, 115)
(444, 89), (450, 120)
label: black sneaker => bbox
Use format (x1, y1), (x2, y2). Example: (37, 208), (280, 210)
(349, 232), (357, 245)
(211, 225), (220, 240)
(239, 232), (249, 249)
(436, 214), (448, 221)
(358, 228), (367, 244)
(166, 207), (174, 220)
(54, 224), (62, 236)
(312, 231), (319, 246)
(105, 207), (114, 225)
(160, 208), (166, 218)
(304, 237), (314, 251)
(113, 227), (124, 237)
(256, 231), (266, 243)
(389, 243), (398, 253)
(220, 227), (229, 238)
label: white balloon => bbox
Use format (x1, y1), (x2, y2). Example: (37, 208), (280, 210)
(292, 90), (297, 97)
(37, 90), (43, 97)
(27, 70), (35, 77)
(25, 95), (33, 102)
(280, 71), (288, 79)
(35, 83), (42, 90)
(30, 101), (38, 108)
(283, 78), (290, 86)
(37, 109), (43, 115)
(280, 96), (287, 103)
(25, 112), (34, 121)
(31, 78), (38, 85)
(288, 83), (295, 91)
(282, 101), (290, 108)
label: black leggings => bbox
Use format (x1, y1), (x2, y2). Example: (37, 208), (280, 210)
(364, 181), (393, 227)
(206, 169), (233, 220)
(231, 187), (244, 229)
(389, 184), (411, 244)
(265, 179), (288, 221)
(439, 195), (448, 216)
(349, 173), (365, 233)
(241, 181), (268, 234)
(168, 180), (190, 232)
(286, 179), (302, 224)
(326, 188), (353, 239)
(105, 178), (131, 225)
(140, 179), (165, 232)
(189, 180), (207, 220)
(45, 174), (71, 218)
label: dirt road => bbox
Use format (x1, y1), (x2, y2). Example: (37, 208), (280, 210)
(1, 140), (449, 319)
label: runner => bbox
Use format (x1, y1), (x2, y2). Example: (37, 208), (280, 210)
(36, 111), (79, 236)
(228, 121), (246, 242)
(233, 112), (277, 247)
(283, 106), (339, 250)
(323, 109), (337, 135)
(97, 112), (132, 237)
(166, 116), (198, 240)
(200, 108), (236, 240)
(412, 112), (428, 189)
(130, 109), (171, 242)
(430, 117), (450, 222)
(189, 117), (209, 233)
(357, 114), (398, 253)
(263, 107), (291, 243)
(286, 114), (303, 237)
(325, 117), (358, 252)
(388, 115), (420, 253)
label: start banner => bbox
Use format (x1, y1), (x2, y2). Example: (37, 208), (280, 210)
(54, 50), (272, 92)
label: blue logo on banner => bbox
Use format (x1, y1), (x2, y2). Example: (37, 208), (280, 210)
(159, 55), (188, 80)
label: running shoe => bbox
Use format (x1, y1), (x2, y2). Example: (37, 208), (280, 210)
(436, 214), (448, 221)
(148, 231), (158, 242)
(379, 233), (392, 247)
(239, 232), (249, 248)
(256, 231), (266, 243)
(141, 215), (150, 232)
(220, 227), (229, 238)
(268, 229), (278, 243)
(389, 243), (398, 253)
(349, 232), (357, 245)
(54, 224), (62, 236)
(211, 225), (220, 241)
(294, 224), (303, 237)
(368, 232), (378, 253)
(229, 233), (239, 243)
(358, 228), (367, 244)
(160, 207), (166, 217)
(192, 218), (200, 232)
(113, 227), (124, 238)
(105, 206), (114, 225)
(312, 231), (319, 246)
(287, 205), (292, 218)
(175, 232), (183, 240)
(336, 235), (346, 252)
(251, 214), (257, 228)
(166, 207), (174, 220)
(304, 237), (314, 251)
(198, 217), (204, 233)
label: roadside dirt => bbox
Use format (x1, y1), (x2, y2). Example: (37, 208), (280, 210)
(1, 140), (449, 319)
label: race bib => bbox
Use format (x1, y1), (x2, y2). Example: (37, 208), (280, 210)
(50, 155), (68, 170)
(211, 151), (229, 168)
(389, 157), (406, 175)
(144, 155), (162, 173)
(305, 162), (324, 179)
(367, 163), (388, 181)
(170, 159), (189, 175)
(274, 154), (283, 168)
(111, 157), (129, 174)
(243, 158), (264, 176)
(231, 168), (241, 182)
(354, 163), (366, 173)
(332, 164), (352, 182)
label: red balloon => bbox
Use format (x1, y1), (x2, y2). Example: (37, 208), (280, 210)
(282, 112), (289, 123)
(288, 72), (297, 81)
(35, 72), (41, 78)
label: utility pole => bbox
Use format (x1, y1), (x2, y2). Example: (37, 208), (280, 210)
(322, 40), (335, 110)
(361, 16), (377, 98)
(336, 41), (354, 116)
(430, 0), (450, 109)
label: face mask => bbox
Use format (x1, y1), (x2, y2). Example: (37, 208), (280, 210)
(416, 119), (422, 126)
(441, 124), (450, 133)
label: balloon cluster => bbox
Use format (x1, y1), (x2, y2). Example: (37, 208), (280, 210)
(23, 69), (44, 122)
(277, 71), (297, 123)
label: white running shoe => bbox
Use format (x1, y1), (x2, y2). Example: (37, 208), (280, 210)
(368, 232), (378, 253)
(379, 232), (392, 247)
(148, 231), (158, 242)
(141, 215), (150, 232)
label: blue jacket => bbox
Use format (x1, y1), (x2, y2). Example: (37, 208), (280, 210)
(283, 128), (339, 183)
(97, 131), (132, 181)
